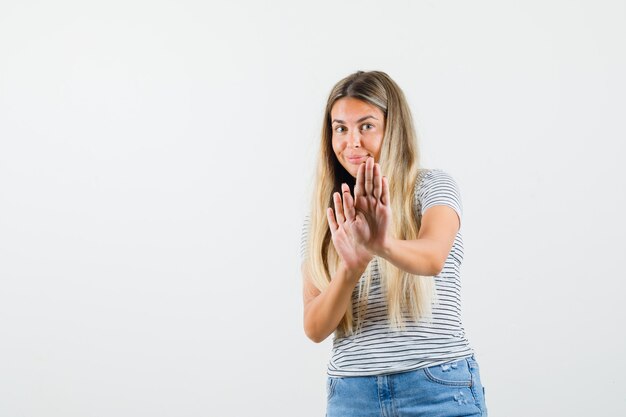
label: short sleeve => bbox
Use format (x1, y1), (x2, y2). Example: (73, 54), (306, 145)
(299, 215), (310, 264)
(416, 169), (463, 227)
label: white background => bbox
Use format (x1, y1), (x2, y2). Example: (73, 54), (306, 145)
(1, 1), (624, 416)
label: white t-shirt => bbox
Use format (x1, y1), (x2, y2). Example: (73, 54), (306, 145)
(301, 169), (474, 377)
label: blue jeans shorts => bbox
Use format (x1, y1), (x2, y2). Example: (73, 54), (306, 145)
(326, 354), (488, 417)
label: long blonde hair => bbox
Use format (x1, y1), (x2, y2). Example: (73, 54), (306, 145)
(304, 70), (437, 338)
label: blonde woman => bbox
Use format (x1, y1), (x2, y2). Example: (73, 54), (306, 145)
(301, 71), (488, 416)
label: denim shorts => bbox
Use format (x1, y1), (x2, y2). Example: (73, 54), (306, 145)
(326, 354), (488, 417)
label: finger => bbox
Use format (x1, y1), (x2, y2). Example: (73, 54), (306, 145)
(373, 163), (382, 201)
(381, 176), (390, 206)
(354, 161), (366, 197)
(326, 207), (338, 234)
(365, 157), (374, 195)
(333, 192), (346, 224)
(342, 183), (356, 221)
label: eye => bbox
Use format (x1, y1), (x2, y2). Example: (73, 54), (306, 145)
(361, 123), (374, 131)
(334, 125), (346, 133)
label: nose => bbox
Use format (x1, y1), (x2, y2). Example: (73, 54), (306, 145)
(348, 130), (361, 148)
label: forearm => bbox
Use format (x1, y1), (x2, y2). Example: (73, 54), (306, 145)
(303, 264), (363, 343)
(376, 237), (446, 277)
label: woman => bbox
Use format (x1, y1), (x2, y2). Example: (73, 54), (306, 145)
(300, 70), (488, 416)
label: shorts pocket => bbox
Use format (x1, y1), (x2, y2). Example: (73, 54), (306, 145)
(466, 356), (488, 415)
(422, 359), (472, 387)
(326, 377), (339, 401)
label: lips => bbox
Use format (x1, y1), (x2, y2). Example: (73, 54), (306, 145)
(346, 155), (368, 164)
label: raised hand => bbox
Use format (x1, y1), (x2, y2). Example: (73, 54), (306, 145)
(352, 157), (392, 255)
(326, 183), (373, 274)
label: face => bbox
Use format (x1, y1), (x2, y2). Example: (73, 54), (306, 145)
(330, 97), (385, 178)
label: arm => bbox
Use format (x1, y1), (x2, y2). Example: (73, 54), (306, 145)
(302, 263), (363, 343)
(375, 205), (460, 276)
(302, 184), (372, 343)
(351, 159), (460, 277)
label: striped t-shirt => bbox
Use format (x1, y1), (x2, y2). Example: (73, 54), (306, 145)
(301, 169), (474, 377)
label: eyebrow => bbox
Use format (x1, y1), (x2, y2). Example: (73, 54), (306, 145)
(331, 115), (379, 124)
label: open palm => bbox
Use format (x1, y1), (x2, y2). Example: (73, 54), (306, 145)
(352, 157), (392, 254)
(326, 183), (373, 273)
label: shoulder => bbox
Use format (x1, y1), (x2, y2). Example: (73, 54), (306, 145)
(413, 168), (463, 218)
(417, 168), (458, 185)
(299, 214), (311, 262)
(414, 168), (460, 196)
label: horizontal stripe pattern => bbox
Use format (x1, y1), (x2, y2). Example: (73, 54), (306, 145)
(301, 169), (473, 377)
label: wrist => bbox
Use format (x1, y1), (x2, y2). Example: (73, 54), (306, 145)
(373, 236), (394, 259)
(338, 261), (368, 285)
